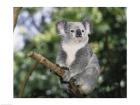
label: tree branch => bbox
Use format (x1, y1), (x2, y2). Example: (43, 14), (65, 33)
(20, 51), (82, 97)
(13, 7), (22, 29)
(28, 51), (65, 77)
(19, 61), (39, 97)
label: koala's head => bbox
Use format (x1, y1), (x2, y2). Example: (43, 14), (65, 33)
(56, 20), (91, 43)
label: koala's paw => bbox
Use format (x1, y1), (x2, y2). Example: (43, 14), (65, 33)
(61, 66), (69, 71)
(70, 76), (82, 87)
(62, 70), (71, 82)
(56, 64), (69, 71)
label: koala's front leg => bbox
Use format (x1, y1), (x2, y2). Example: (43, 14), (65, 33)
(62, 69), (72, 82)
(56, 63), (71, 82)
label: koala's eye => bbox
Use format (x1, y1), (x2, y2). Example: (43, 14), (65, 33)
(82, 30), (84, 32)
(70, 30), (74, 32)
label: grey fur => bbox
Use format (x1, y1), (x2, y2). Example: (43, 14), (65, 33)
(56, 21), (100, 95)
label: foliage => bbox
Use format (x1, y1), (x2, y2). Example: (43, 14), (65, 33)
(14, 7), (126, 98)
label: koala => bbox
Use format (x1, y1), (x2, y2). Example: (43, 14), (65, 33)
(56, 20), (100, 95)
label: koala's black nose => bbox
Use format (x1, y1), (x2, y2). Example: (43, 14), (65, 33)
(76, 29), (82, 37)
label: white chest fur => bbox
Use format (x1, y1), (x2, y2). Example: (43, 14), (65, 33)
(62, 41), (86, 67)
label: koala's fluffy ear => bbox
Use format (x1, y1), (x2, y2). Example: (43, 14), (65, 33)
(82, 20), (91, 35)
(56, 21), (67, 36)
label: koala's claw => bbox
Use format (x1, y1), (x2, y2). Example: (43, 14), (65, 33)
(70, 77), (76, 83)
(56, 64), (69, 71)
(61, 66), (69, 71)
(71, 76), (81, 87)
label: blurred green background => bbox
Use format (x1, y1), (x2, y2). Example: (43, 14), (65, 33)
(14, 7), (126, 98)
